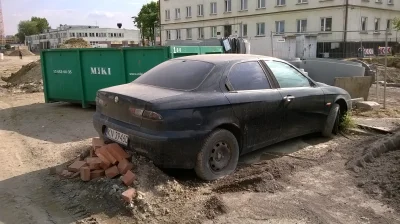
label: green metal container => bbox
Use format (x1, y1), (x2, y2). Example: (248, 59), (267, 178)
(41, 46), (223, 108)
(199, 46), (224, 54)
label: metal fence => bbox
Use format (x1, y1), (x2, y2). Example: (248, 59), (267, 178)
(267, 30), (397, 59)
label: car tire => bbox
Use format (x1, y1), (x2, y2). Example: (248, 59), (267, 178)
(322, 103), (341, 138)
(195, 129), (239, 181)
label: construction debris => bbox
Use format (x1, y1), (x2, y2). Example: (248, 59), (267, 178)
(59, 38), (91, 49)
(356, 101), (381, 112)
(8, 49), (35, 56)
(58, 138), (137, 203)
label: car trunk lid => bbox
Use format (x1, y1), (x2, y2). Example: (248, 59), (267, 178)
(97, 83), (182, 126)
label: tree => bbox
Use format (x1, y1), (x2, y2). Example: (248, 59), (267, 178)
(31, 17), (50, 33)
(133, 1), (159, 46)
(5, 44), (11, 50)
(16, 20), (38, 42)
(15, 17), (50, 43)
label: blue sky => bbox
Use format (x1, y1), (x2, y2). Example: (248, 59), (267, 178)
(3, 0), (154, 35)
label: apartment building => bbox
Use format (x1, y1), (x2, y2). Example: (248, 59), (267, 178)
(26, 25), (140, 51)
(160, 0), (400, 57)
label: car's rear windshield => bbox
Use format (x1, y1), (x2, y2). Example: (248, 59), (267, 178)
(134, 59), (215, 90)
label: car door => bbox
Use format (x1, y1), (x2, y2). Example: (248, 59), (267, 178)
(223, 61), (284, 154)
(263, 60), (326, 140)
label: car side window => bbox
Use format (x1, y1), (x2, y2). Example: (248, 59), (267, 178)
(228, 62), (271, 91)
(265, 61), (311, 88)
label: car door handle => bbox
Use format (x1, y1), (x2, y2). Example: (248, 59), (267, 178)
(283, 95), (295, 102)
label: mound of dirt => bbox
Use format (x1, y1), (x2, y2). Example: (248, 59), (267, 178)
(8, 49), (35, 56)
(354, 148), (400, 212)
(203, 196), (228, 219)
(59, 38), (91, 49)
(376, 65), (400, 83)
(1, 60), (42, 84)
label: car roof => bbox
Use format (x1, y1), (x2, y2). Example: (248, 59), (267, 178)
(173, 54), (285, 64)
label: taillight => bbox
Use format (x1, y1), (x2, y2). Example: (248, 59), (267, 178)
(129, 107), (162, 120)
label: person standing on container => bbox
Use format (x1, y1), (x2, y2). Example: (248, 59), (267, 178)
(19, 50), (23, 59)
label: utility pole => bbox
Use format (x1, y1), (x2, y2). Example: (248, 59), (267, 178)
(0, 0), (5, 45)
(343, 0), (349, 58)
(384, 29), (388, 109)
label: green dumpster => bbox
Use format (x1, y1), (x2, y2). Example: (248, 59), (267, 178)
(41, 46), (223, 108)
(199, 46), (224, 54)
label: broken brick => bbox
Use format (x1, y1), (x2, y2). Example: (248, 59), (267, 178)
(68, 161), (87, 172)
(90, 169), (105, 179)
(118, 159), (133, 175)
(122, 170), (136, 186)
(121, 188), (136, 203)
(105, 165), (119, 178)
(96, 146), (117, 165)
(95, 148), (111, 166)
(92, 137), (105, 151)
(85, 157), (102, 170)
(80, 167), (91, 182)
(100, 161), (111, 170)
(108, 143), (130, 162)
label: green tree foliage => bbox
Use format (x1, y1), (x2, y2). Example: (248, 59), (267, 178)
(5, 44), (11, 50)
(16, 17), (50, 42)
(16, 20), (38, 42)
(31, 17), (50, 33)
(133, 1), (159, 45)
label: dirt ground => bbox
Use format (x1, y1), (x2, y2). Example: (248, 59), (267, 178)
(0, 57), (400, 224)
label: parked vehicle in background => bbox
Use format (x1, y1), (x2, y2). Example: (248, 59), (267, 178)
(93, 54), (351, 181)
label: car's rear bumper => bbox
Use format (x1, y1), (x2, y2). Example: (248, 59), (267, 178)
(93, 112), (208, 169)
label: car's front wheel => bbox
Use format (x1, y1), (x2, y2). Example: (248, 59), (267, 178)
(322, 103), (341, 137)
(195, 129), (239, 181)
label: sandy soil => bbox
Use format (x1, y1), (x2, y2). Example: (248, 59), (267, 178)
(0, 56), (40, 79)
(0, 57), (399, 224)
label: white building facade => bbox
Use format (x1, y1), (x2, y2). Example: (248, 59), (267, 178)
(160, 0), (400, 57)
(26, 25), (140, 51)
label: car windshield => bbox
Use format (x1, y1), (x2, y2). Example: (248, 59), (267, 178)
(134, 59), (215, 90)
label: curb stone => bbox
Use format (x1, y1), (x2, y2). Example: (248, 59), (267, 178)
(346, 131), (400, 172)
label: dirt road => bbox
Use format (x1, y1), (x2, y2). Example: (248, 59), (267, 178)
(0, 91), (399, 224)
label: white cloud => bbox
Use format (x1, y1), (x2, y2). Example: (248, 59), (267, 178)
(88, 10), (116, 19)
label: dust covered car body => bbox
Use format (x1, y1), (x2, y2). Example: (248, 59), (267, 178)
(93, 54), (351, 180)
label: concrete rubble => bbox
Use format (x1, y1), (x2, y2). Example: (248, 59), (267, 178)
(355, 101), (380, 112)
(54, 137), (137, 203)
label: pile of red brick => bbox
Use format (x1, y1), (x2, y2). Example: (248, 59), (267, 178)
(59, 138), (137, 202)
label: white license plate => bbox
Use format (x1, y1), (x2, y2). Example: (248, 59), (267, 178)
(106, 128), (128, 146)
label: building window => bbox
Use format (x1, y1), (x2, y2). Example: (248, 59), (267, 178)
(387, 19), (392, 30)
(242, 24), (247, 37)
(211, 26), (217, 38)
(321, 17), (332, 32)
(240, 0), (248, 10)
(297, 19), (307, 33)
(70, 33), (75, 37)
(176, 29), (181, 39)
(90, 33), (95, 37)
(211, 2), (217, 14)
(257, 0), (266, 8)
(166, 30), (171, 40)
(175, 8), (180, 19)
(256, 23), (265, 36)
(85, 33), (88, 37)
(361, 17), (368, 31)
(375, 0), (382, 3)
(165, 10), (170, 20)
(275, 21), (285, 34)
(297, 0), (307, 3)
(388, 0), (393, 4)
(374, 18), (380, 32)
(186, 6), (192, 17)
(186, 28), (192, 39)
(224, 0), (232, 12)
(197, 4), (204, 16)
(277, 0), (286, 6)
(198, 27), (204, 39)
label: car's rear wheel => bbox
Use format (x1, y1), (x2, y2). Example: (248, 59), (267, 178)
(195, 129), (239, 181)
(322, 103), (341, 137)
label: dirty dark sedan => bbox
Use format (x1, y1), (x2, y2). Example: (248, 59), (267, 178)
(93, 54), (351, 180)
